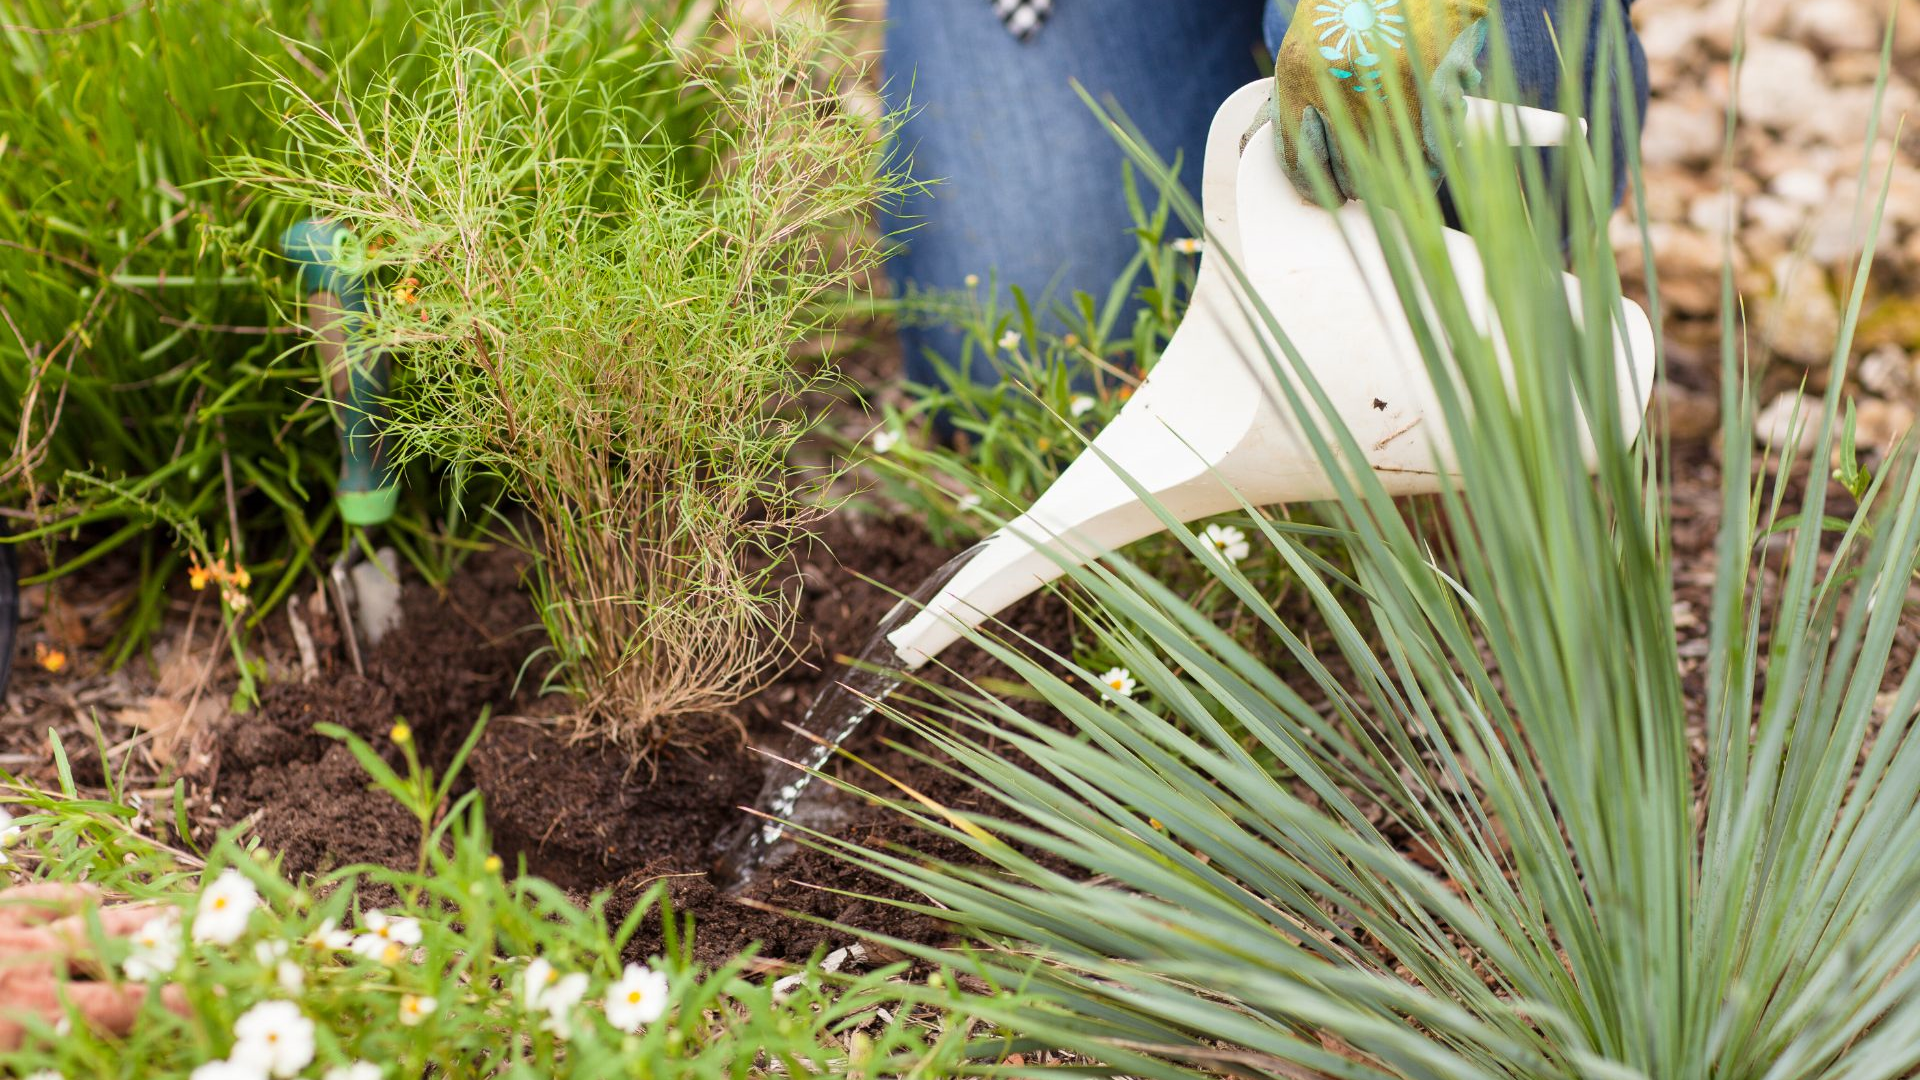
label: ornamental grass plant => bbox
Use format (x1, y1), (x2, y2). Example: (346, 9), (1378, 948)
(229, 5), (907, 746)
(805, 6), (1920, 1080)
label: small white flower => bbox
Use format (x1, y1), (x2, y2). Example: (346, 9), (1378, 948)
(350, 910), (422, 964)
(543, 975), (590, 1037)
(524, 958), (591, 1038)
(193, 870), (260, 945)
(231, 1001), (316, 1079)
(963, 273), (980, 289)
(604, 963), (669, 1030)
(1171, 236), (1204, 255)
(523, 956), (557, 1003)
(1200, 523), (1251, 566)
(0, 807), (20, 865)
(190, 1062), (265, 1080)
(398, 994), (437, 1026)
(870, 429), (899, 455)
(956, 492), (983, 512)
(1097, 667), (1137, 698)
(252, 939), (303, 992)
(124, 912), (182, 982)
(323, 1064), (382, 1080)
(305, 918), (354, 952)
(998, 330), (1020, 351)
(1070, 394), (1095, 418)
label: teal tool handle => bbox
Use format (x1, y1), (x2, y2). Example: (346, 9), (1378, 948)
(281, 219), (397, 527)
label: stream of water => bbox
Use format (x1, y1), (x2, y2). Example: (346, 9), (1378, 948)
(710, 542), (987, 890)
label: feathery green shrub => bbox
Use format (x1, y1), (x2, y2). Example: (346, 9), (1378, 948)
(227, 7), (908, 745)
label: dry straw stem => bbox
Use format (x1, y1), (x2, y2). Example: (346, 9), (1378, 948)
(230, 3), (907, 749)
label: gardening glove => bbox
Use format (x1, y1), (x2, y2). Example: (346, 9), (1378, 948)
(1256, 0), (1490, 202)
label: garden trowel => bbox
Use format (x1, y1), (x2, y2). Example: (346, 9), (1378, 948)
(883, 81), (1657, 670)
(281, 220), (404, 672)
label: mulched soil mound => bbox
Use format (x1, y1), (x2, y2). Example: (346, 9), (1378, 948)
(202, 512), (1074, 967)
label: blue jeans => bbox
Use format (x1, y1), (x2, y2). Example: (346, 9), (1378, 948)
(882, 0), (1647, 387)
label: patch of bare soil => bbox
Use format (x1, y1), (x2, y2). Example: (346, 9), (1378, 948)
(181, 512), (1074, 966)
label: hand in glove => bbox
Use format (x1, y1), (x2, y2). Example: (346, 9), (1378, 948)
(1257, 0), (1490, 202)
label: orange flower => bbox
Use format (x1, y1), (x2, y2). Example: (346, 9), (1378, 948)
(188, 563), (212, 591)
(34, 643), (67, 674)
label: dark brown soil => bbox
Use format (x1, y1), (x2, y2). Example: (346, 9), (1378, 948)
(202, 512), (1076, 966)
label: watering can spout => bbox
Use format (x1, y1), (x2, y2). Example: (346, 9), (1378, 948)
(886, 83), (1656, 671)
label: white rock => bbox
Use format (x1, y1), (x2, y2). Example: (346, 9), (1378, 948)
(1688, 190), (1742, 236)
(1854, 397), (1918, 451)
(1755, 393), (1915, 460)
(1649, 223), (1737, 315)
(1858, 343), (1915, 398)
(1805, 83), (1920, 149)
(1752, 143), (1847, 186)
(1637, 5), (1713, 71)
(1736, 40), (1829, 130)
(1764, 257), (1841, 364)
(1876, 155), (1920, 232)
(1786, 0), (1883, 53)
(1642, 97), (1726, 167)
(1747, 194), (1808, 238)
(1771, 168), (1832, 207)
(1701, 0), (1797, 51)
(1806, 198), (1898, 264)
(1755, 392), (1819, 453)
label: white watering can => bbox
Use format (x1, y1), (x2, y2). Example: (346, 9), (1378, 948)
(884, 79), (1657, 670)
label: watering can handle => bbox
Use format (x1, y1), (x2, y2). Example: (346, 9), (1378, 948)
(1460, 96), (1588, 147)
(280, 219), (398, 528)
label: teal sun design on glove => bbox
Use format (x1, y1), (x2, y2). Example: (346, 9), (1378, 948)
(1313, 0), (1407, 98)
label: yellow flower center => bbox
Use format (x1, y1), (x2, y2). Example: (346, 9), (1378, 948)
(1110, 680), (1125, 690)
(213, 897), (228, 910)
(628, 991), (642, 1005)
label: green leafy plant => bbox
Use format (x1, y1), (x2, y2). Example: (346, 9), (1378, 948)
(0, 717), (974, 1078)
(804, 9), (1920, 1080)
(0, 0), (467, 659)
(315, 710), (491, 883)
(227, 7), (908, 747)
(1835, 397), (1875, 500)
